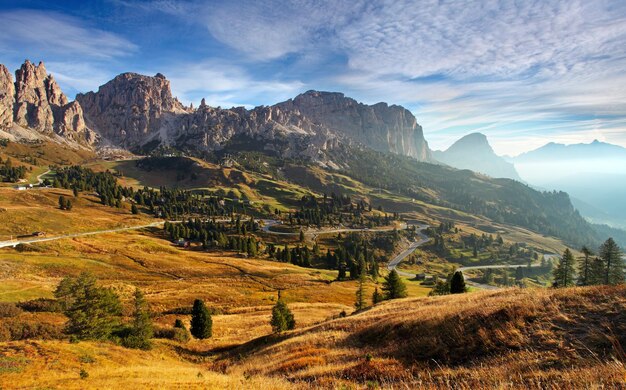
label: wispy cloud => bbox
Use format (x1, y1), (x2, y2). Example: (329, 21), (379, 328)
(0, 10), (137, 59)
(162, 60), (306, 108)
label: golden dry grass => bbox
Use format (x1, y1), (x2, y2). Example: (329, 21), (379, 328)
(0, 188), (153, 240)
(222, 285), (626, 388)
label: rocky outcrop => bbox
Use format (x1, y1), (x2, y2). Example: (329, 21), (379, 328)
(78, 72), (431, 163)
(0, 60), (95, 145)
(76, 72), (186, 147)
(277, 91), (431, 160)
(0, 65), (14, 128)
(433, 133), (521, 180)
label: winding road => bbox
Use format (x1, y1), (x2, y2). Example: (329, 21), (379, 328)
(0, 221), (164, 249)
(386, 224), (430, 278)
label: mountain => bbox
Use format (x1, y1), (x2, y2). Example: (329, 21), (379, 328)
(511, 140), (626, 227)
(514, 139), (626, 163)
(76, 73), (431, 163)
(0, 61), (96, 145)
(432, 133), (521, 180)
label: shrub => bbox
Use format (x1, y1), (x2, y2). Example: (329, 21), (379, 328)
(80, 369), (89, 379)
(153, 326), (190, 343)
(17, 298), (63, 313)
(0, 319), (63, 341)
(0, 303), (22, 318)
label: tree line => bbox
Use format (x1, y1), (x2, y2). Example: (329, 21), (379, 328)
(553, 238), (625, 287)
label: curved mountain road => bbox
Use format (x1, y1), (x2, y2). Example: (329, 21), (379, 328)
(0, 221), (165, 249)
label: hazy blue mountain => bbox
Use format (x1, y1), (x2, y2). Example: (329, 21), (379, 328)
(512, 140), (626, 229)
(433, 133), (522, 180)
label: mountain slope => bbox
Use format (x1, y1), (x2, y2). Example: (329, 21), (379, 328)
(221, 286), (626, 388)
(76, 73), (431, 162)
(433, 133), (521, 180)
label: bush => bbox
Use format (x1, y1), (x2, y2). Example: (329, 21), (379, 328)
(0, 303), (22, 318)
(153, 326), (190, 343)
(0, 319), (63, 341)
(17, 298), (63, 313)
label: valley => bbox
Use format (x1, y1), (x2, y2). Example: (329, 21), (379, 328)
(0, 55), (624, 389)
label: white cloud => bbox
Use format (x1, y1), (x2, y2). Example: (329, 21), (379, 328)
(0, 10), (137, 59)
(162, 60), (306, 107)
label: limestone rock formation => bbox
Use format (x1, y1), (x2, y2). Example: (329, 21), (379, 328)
(78, 72), (431, 163)
(277, 91), (431, 160)
(0, 64), (14, 128)
(76, 72), (186, 147)
(0, 60), (95, 145)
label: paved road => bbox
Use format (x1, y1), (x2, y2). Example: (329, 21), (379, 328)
(457, 253), (560, 290)
(0, 221), (165, 249)
(260, 219), (407, 236)
(386, 224), (430, 278)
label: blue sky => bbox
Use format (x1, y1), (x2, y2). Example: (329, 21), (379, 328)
(1, 0), (626, 155)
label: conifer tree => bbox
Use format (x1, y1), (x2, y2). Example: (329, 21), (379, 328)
(599, 238), (624, 285)
(270, 297), (295, 333)
(450, 271), (467, 294)
(382, 270), (407, 300)
(372, 287), (383, 304)
(190, 299), (212, 339)
(552, 249), (576, 288)
(123, 288), (153, 349)
(577, 246), (593, 286)
(354, 271), (366, 311)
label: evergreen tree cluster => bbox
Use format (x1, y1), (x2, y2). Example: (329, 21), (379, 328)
(134, 187), (230, 219)
(290, 193), (397, 228)
(164, 218), (261, 255)
(53, 166), (132, 208)
(0, 157), (28, 182)
(554, 238), (625, 287)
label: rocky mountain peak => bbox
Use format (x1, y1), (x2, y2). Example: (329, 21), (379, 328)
(0, 60), (95, 145)
(433, 132), (521, 180)
(0, 64), (15, 128)
(278, 90), (431, 160)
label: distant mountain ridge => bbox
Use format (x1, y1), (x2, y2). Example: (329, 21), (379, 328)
(511, 139), (626, 229)
(514, 139), (626, 163)
(433, 133), (522, 180)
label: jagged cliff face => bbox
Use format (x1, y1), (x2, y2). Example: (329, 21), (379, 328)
(76, 73), (186, 147)
(277, 91), (431, 160)
(77, 72), (431, 163)
(0, 65), (14, 129)
(0, 60), (96, 145)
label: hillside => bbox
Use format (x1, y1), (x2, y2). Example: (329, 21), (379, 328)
(1, 285), (624, 388)
(221, 286), (626, 388)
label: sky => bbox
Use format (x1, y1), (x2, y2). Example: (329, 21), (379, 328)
(1, 0), (626, 155)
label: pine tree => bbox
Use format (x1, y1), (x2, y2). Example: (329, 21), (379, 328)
(270, 298), (295, 333)
(299, 230), (305, 243)
(599, 238), (625, 285)
(54, 272), (122, 340)
(589, 256), (607, 285)
(450, 271), (466, 294)
(577, 246), (593, 286)
(372, 287), (383, 304)
(552, 249), (576, 288)
(382, 270), (407, 300)
(131, 204), (139, 214)
(123, 288), (153, 349)
(190, 299), (212, 339)
(59, 195), (66, 210)
(354, 271), (366, 311)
